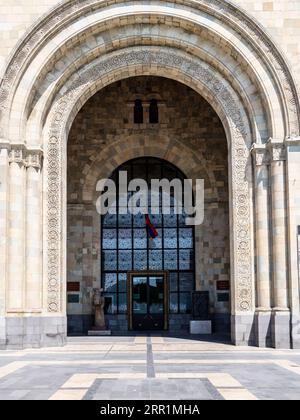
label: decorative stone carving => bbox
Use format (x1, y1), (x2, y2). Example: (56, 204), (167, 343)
(8, 146), (25, 165)
(25, 150), (43, 169)
(268, 140), (286, 162)
(0, 0), (298, 138)
(252, 146), (270, 167)
(46, 47), (254, 313)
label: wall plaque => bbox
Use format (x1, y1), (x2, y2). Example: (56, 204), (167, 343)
(217, 281), (230, 291)
(67, 282), (80, 292)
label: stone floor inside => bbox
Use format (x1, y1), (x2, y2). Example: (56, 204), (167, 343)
(0, 335), (300, 400)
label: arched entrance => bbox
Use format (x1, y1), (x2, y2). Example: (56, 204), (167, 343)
(1, 0), (299, 349)
(66, 77), (230, 336)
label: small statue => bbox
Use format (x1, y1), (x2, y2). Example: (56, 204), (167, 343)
(92, 288), (106, 330)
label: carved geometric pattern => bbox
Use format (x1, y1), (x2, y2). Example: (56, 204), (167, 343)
(47, 47), (253, 313)
(0, 0), (299, 137)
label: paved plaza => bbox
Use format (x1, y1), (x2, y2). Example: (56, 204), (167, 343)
(0, 335), (300, 400)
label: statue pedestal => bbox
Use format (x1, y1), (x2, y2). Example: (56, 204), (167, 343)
(88, 329), (111, 336)
(190, 320), (212, 335)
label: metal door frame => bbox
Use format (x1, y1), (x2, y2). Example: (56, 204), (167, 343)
(127, 271), (169, 330)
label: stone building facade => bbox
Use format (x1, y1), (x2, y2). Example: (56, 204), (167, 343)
(0, 0), (300, 349)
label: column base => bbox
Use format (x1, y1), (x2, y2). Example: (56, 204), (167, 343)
(271, 310), (291, 349)
(255, 310), (272, 348)
(0, 315), (67, 350)
(291, 314), (300, 349)
(231, 313), (256, 346)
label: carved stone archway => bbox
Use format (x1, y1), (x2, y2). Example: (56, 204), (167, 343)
(1, 0), (299, 349)
(45, 47), (254, 345)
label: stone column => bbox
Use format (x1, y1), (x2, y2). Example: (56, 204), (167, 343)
(0, 143), (10, 348)
(252, 145), (272, 347)
(268, 140), (290, 349)
(25, 150), (42, 312)
(7, 146), (26, 315)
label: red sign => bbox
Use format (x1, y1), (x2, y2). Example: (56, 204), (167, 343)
(67, 282), (80, 292)
(217, 281), (230, 291)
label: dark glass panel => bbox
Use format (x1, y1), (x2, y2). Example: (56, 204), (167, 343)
(148, 164), (161, 182)
(118, 213), (132, 228)
(103, 273), (117, 292)
(169, 293), (178, 314)
(102, 229), (117, 249)
(179, 249), (194, 270)
(179, 272), (194, 292)
(149, 99), (159, 124)
(149, 250), (163, 270)
(179, 293), (192, 314)
(103, 250), (117, 271)
(133, 228), (147, 249)
(133, 164), (147, 180)
(118, 273), (127, 293)
(164, 228), (177, 248)
(149, 276), (164, 314)
(162, 164), (177, 181)
(169, 272), (178, 292)
(103, 213), (117, 227)
(164, 250), (178, 270)
(118, 250), (132, 270)
(134, 99), (143, 124)
(104, 294), (117, 314)
(179, 228), (193, 249)
(132, 277), (147, 314)
(118, 293), (127, 313)
(163, 212), (177, 227)
(134, 250), (147, 270)
(133, 212), (145, 227)
(119, 229), (132, 249)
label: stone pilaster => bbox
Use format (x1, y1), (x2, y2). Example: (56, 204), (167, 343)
(252, 145), (272, 347)
(25, 149), (43, 312)
(268, 139), (290, 349)
(285, 136), (300, 349)
(7, 145), (26, 315)
(0, 141), (10, 348)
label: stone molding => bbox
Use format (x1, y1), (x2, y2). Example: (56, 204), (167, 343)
(0, 0), (299, 136)
(45, 46), (254, 314)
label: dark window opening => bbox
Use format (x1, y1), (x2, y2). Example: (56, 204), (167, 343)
(149, 99), (159, 124)
(134, 99), (143, 124)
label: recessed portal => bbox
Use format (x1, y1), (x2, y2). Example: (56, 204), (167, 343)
(67, 76), (230, 336)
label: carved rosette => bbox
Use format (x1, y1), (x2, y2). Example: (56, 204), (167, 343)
(46, 48), (253, 313)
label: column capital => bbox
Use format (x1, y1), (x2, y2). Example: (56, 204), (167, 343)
(8, 144), (26, 165)
(25, 148), (43, 169)
(251, 144), (270, 166)
(267, 138), (286, 161)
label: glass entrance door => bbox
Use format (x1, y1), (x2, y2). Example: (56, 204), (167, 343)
(128, 272), (168, 330)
